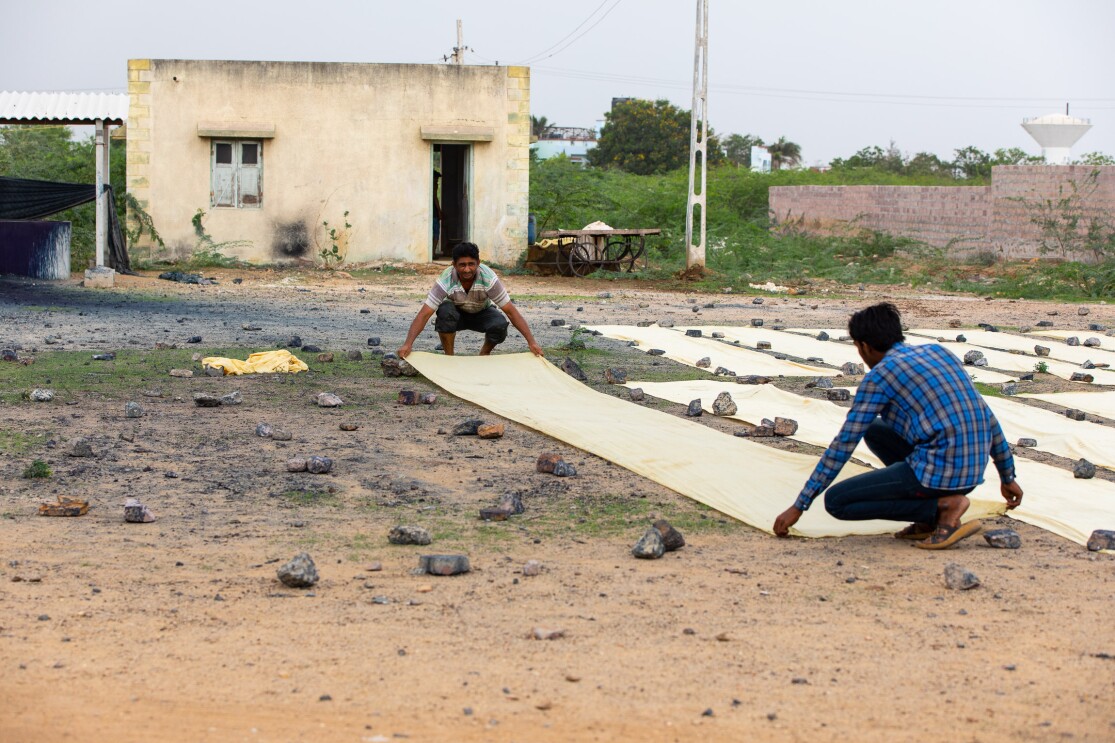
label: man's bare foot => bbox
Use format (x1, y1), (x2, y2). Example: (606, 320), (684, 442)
(935, 494), (970, 529)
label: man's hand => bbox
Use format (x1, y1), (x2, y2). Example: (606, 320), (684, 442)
(1001, 480), (1023, 510)
(397, 343), (412, 359)
(528, 340), (544, 357)
(773, 506), (803, 537)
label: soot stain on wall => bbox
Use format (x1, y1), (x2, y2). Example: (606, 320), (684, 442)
(272, 221), (310, 258)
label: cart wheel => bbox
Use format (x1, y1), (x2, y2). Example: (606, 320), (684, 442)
(626, 237), (647, 272)
(602, 238), (632, 271)
(569, 242), (594, 277)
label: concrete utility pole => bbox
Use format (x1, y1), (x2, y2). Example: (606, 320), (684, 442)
(446, 19), (471, 64)
(685, 0), (709, 271)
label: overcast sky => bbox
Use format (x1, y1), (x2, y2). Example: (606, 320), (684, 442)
(3, 0), (1113, 165)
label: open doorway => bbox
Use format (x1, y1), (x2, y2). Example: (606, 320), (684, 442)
(432, 143), (470, 259)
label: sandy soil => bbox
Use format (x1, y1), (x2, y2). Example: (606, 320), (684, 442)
(1, 268), (1113, 742)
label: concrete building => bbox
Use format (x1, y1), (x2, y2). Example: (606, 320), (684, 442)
(531, 125), (599, 165)
(126, 59), (530, 266)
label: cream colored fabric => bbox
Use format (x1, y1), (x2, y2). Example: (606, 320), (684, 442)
(586, 325), (835, 377)
(406, 352), (1004, 538)
(1026, 328), (1110, 341)
(908, 328), (1115, 369)
(983, 396), (1115, 471)
(627, 379), (1115, 548)
(679, 326), (861, 367)
(783, 329), (1018, 384)
(1018, 391), (1115, 420)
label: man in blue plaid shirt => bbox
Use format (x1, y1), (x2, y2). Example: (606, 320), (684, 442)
(774, 303), (1023, 549)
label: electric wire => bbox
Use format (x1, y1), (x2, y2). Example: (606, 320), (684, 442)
(516, 0), (624, 65)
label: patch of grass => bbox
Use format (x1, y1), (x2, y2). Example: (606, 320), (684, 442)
(21, 459), (52, 479)
(973, 382), (1003, 398)
(279, 485), (341, 507)
(0, 429), (49, 454)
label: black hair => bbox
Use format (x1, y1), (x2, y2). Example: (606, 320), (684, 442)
(451, 242), (480, 263)
(848, 302), (905, 352)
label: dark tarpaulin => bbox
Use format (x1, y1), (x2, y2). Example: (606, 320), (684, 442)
(0, 175), (133, 274)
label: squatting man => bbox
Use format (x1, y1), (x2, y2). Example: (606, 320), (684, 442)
(398, 242), (543, 359)
(774, 302), (1024, 549)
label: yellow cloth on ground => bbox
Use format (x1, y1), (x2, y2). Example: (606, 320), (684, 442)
(201, 350), (308, 376)
(984, 395), (1115, 471)
(908, 328), (1115, 368)
(586, 325), (835, 377)
(404, 352), (1002, 538)
(1018, 391), (1115, 421)
(627, 379), (1115, 548)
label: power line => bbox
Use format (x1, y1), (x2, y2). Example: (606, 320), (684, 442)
(517, 0), (624, 65)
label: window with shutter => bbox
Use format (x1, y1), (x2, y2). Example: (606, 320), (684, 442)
(210, 140), (263, 208)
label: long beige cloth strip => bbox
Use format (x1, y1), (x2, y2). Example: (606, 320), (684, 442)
(1026, 329), (1111, 341)
(625, 379), (1115, 547)
(677, 326), (864, 367)
(908, 328), (1115, 367)
(984, 396), (1115, 471)
(405, 352), (1002, 538)
(586, 325), (835, 377)
(1018, 391), (1115, 420)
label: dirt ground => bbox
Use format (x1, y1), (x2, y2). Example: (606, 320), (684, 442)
(1, 267), (1113, 743)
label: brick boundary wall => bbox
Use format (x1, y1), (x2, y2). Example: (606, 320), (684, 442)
(768, 165), (1115, 260)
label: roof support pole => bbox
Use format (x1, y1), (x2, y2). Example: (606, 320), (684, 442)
(94, 118), (106, 268)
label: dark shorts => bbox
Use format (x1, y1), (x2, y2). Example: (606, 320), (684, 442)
(434, 302), (508, 345)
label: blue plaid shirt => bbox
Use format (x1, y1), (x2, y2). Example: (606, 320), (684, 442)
(795, 342), (1016, 511)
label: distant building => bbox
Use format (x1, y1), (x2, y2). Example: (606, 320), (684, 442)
(531, 124), (598, 165)
(126, 59), (530, 265)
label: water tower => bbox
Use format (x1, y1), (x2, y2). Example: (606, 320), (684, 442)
(1022, 108), (1092, 164)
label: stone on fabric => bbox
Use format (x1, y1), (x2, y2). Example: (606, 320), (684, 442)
(636, 320), (653, 327)
(695, 357), (712, 369)
(1083, 337), (1101, 348)
(840, 362), (864, 376)
(477, 423), (505, 439)
(1065, 336), (1080, 347)
(1070, 372), (1094, 383)
(983, 529), (1021, 549)
(1064, 408), (1086, 421)
(1034, 345), (1050, 357)
(962, 350), (985, 365)
(632, 527), (666, 559)
(685, 329), (702, 338)
(628, 387), (645, 402)
(647, 348), (666, 356)
(453, 419), (484, 436)
(956, 334), (967, 343)
(816, 331), (829, 341)
(316, 392), (344, 407)
(123, 498), (156, 523)
(826, 388), (851, 402)
(1083, 360), (1096, 370)
(756, 341), (772, 350)
(653, 520), (685, 551)
(389, 525), (432, 545)
(1073, 459), (1097, 479)
(944, 563), (980, 590)
(604, 368), (627, 384)
(711, 392), (736, 417)
(559, 357), (588, 381)
(1015, 438), (1037, 448)
(750, 319), (764, 327)
(773, 417), (799, 436)
(277, 552), (319, 588)
(686, 399), (703, 417)
(714, 367), (735, 377)
(418, 554), (470, 576)
(711, 331), (725, 339)
(1086, 530), (1115, 551)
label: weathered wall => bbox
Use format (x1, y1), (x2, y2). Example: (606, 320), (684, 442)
(769, 165), (1115, 259)
(127, 59), (530, 265)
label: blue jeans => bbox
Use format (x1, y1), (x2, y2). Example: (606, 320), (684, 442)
(823, 420), (972, 525)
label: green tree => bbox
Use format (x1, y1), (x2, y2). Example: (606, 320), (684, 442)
(1075, 151), (1115, 166)
(952, 146), (993, 180)
(905, 151), (949, 176)
(588, 98), (724, 175)
(766, 136), (803, 171)
(530, 115), (551, 140)
(0, 125), (126, 270)
(723, 133), (764, 168)
(992, 147), (1043, 166)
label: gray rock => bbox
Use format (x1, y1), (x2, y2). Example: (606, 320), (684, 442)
(316, 392), (344, 407)
(1078, 306), (1090, 316)
(657, 320), (675, 328)
(301, 345), (323, 354)
(1065, 408), (1086, 421)
(256, 423), (275, 438)
(1070, 372), (1094, 383)
(397, 390), (418, 405)
(597, 291), (612, 299)
(498, 493), (525, 515)
(806, 377), (834, 389)
(773, 417), (799, 436)
(204, 365), (223, 377)
(389, 525), (432, 545)
(286, 336), (303, 348)
(1065, 336), (1080, 347)
(169, 369), (193, 378)
(750, 318), (763, 327)
(277, 552), (319, 588)
(840, 362), (864, 376)
(826, 388), (851, 402)
(522, 560), (543, 576)
(962, 350), (985, 366)
(1036, 320), (1053, 327)
(550, 318), (565, 327)
(381, 357), (419, 377)
(711, 392), (736, 416)
(628, 387), (645, 402)
(756, 341), (772, 350)
(219, 390), (243, 406)
(978, 323), (999, 332)
(123, 497), (156, 523)
(956, 334), (967, 343)
(1086, 530), (1115, 551)
(29, 389), (54, 402)
(1088, 323), (1106, 332)
(68, 438), (95, 458)
(1073, 459), (1097, 479)
(418, 554), (470, 576)
(686, 399), (703, 417)
(552, 460), (577, 477)
(685, 328), (702, 337)
(1083, 360), (1096, 369)
(983, 529), (1021, 549)
(367, 337), (381, 347)
(752, 297), (764, 304)
(124, 401), (144, 418)
(346, 350), (363, 361)
(286, 457), (308, 472)
(193, 393), (222, 407)
(1083, 337), (1101, 347)
(711, 331), (725, 338)
(1034, 345), (1050, 357)
(271, 429), (292, 441)
(1016, 438), (1037, 448)
(452, 419), (484, 436)
(944, 563), (980, 590)
(695, 356), (712, 369)
(736, 375), (771, 385)
(559, 357), (587, 381)
(647, 348), (666, 356)
(420, 392), (438, 404)
(604, 368), (627, 384)
(653, 519), (685, 551)
(1001, 382), (1017, 396)
(714, 366), (735, 376)
(632, 527), (666, 559)
(91, 352), (115, 361)
(307, 456), (333, 474)
(816, 331), (829, 341)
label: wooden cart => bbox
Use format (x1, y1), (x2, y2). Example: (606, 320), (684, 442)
(529, 228), (661, 277)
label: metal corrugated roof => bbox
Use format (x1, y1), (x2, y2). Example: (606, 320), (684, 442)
(0, 91), (128, 125)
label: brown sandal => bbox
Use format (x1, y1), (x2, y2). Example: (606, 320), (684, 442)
(915, 520), (982, 550)
(894, 522), (936, 540)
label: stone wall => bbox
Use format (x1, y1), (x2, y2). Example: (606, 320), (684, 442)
(768, 165), (1115, 260)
